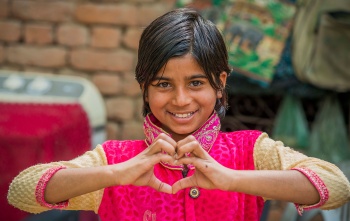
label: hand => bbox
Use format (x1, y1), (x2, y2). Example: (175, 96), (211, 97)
(172, 135), (234, 194)
(112, 133), (176, 194)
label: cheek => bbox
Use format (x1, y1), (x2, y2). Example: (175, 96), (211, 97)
(147, 93), (166, 108)
(197, 92), (217, 107)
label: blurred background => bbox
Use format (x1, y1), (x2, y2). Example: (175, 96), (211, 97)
(0, 0), (349, 221)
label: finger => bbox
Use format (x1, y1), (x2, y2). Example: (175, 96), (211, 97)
(147, 175), (172, 194)
(176, 139), (207, 159)
(177, 135), (196, 147)
(148, 135), (176, 156)
(150, 152), (176, 165)
(174, 156), (201, 167)
(155, 133), (177, 147)
(172, 177), (195, 194)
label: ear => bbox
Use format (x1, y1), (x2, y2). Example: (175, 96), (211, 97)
(216, 71), (228, 98)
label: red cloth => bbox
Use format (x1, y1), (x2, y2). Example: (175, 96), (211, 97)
(0, 102), (91, 221)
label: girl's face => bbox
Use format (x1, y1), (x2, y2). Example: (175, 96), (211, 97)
(146, 54), (227, 141)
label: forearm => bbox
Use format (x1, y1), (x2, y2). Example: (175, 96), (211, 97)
(231, 170), (320, 205)
(254, 133), (350, 209)
(8, 145), (108, 213)
(45, 166), (116, 204)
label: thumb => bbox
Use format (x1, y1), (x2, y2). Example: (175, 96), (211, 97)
(148, 175), (173, 194)
(172, 177), (195, 194)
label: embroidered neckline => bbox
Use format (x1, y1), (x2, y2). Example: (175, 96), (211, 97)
(143, 112), (221, 170)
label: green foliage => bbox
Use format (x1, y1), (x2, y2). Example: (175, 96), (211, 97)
(228, 48), (274, 80)
(267, 1), (295, 24)
(212, 0), (228, 6)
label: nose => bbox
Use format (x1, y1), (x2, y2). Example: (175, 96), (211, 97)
(172, 87), (192, 107)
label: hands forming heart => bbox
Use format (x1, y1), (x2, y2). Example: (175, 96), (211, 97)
(113, 133), (235, 194)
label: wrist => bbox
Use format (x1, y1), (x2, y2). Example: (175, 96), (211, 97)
(106, 164), (121, 187)
(226, 169), (239, 192)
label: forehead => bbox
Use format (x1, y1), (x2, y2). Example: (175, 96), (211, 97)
(156, 54), (204, 77)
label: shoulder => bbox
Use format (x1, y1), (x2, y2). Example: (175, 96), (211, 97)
(101, 140), (146, 163)
(213, 130), (264, 169)
(214, 130), (264, 155)
(218, 130), (263, 147)
(102, 139), (144, 149)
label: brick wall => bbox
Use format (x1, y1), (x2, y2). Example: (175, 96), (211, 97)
(0, 0), (176, 140)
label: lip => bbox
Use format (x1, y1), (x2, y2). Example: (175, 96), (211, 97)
(168, 110), (197, 117)
(167, 110), (198, 122)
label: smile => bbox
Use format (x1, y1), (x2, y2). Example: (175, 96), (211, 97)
(169, 111), (196, 118)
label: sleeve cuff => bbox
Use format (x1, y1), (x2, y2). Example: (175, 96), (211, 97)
(292, 167), (329, 215)
(35, 166), (68, 209)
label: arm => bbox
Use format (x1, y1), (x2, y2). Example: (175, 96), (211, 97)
(254, 133), (350, 211)
(8, 134), (177, 214)
(44, 165), (115, 204)
(229, 169), (320, 205)
(172, 134), (350, 210)
(45, 134), (176, 204)
(7, 145), (108, 214)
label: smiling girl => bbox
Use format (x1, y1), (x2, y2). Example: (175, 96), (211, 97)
(8, 8), (350, 221)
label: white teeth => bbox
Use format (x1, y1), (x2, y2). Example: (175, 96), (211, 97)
(173, 112), (193, 118)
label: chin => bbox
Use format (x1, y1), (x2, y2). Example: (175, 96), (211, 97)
(171, 128), (195, 137)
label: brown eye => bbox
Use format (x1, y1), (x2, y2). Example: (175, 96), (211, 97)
(190, 81), (203, 87)
(157, 82), (170, 88)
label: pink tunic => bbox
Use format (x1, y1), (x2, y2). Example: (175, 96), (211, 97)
(98, 113), (264, 221)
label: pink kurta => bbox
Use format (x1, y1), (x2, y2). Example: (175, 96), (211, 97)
(98, 113), (264, 221)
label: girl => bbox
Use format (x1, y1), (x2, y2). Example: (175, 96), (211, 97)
(8, 8), (350, 221)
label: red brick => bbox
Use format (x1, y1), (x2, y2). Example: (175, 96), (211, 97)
(137, 3), (173, 26)
(122, 73), (141, 97)
(92, 73), (122, 95)
(57, 68), (90, 79)
(12, 1), (74, 22)
(123, 27), (142, 50)
(70, 49), (134, 72)
(0, 45), (4, 64)
(106, 122), (121, 140)
(91, 27), (122, 48)
(121, 120), (145, 140)
(23, 67), (54, 75)
(0, 21), (21, 42)
(75, 3), (138, 25)
(57, 24), (89, 47)
(0, 2), (9, 18)
(135, 96), (145, 121)
(163, 0), (178, 5)
(127, 0), (155, 2)
(6, 46), (67, 67)
(106, 97), (134, 121)
(24, 23), (53, 45)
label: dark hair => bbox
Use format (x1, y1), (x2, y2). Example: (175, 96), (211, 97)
(135, 8), (231, 118)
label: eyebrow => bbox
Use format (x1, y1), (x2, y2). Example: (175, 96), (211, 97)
(152, 74), (208, 81)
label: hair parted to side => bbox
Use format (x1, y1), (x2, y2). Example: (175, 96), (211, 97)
(135, 8), (231, 118)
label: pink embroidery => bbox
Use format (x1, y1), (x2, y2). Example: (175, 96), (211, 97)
(143, 210), (156, 221)
(144, 114), (167, 146)
(192, 113), (221, 152)
(35, 166), (68, 208)
(292, 167), (329, 215)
